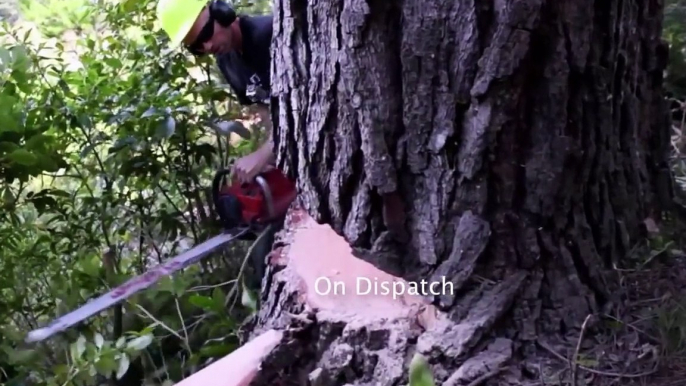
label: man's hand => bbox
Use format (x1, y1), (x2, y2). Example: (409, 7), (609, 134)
(232, 103), (275, 183)
(233, 146), (274, 183)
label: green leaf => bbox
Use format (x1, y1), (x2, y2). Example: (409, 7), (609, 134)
(12, 69), (33, 94)
(126, 334), (153, 351)
(0, 47), (11, 70)
(156, 115), (176, 138)
(241, 280), (258, 313)
(199, 343), (236, 358)
(188, 295), (215, 311)
(104, 57), (122, 68)
(116, 353), (130, 379)
(0, 325), (22, 341)
(0, 141), (20, 153)
(0, 109), (21, 133)
(35, 154), (62, 172)
(94, 333), (104, 349)
(70, 335), (87, 362)
(206, 320), (234, 338)
(78, 254), (102, 277)
(9, 45), (29, 72)
(172, 275), (190, 296)
(6, 149), (38, 165)
(139, 323), (158, 337)
(212, 286), (225, 312)
(120, 0), (138, 13)
(157, 83), (170, 96)
(6, 348), (37, 364)
(3, 187), (15, 204)
(154, 276), (175, 294)
(80, 143), (96, 157)
(25, 133), (52, 150)
(53, 363), (70, 378)
(408, 353), (435, 386)
(141, 107), (156, 118)
(95, 355), (118, 376)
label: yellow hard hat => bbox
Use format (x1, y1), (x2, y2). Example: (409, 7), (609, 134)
(156, 0), (207, 48)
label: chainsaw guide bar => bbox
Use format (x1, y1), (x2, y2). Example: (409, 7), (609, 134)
(25, 229), (248, 343)
(25, 168), (297, 344)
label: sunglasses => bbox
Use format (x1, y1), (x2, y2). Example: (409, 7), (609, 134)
(185, 10), (216, 56)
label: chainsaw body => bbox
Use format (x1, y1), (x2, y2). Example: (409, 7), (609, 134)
(212, 168), (296, 240)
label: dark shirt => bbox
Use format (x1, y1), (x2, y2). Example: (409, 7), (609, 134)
(214, 14), (272, 106)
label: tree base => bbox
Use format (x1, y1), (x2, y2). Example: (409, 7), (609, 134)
(234, 207), (537, 385)
(156, 205), (668, 386)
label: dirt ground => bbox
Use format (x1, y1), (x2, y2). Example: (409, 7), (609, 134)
(528, 214), (686, 386)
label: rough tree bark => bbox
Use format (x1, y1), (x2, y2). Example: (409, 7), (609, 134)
(255, 0), (673, 384)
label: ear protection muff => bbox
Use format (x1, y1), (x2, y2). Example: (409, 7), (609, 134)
(208, 0), (237, 27)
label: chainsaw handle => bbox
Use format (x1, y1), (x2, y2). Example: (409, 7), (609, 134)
(255, 175), (275, 219)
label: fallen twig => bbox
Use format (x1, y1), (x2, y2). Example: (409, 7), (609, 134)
(602, 313), (660, 344)
(640, 241), (674, 269)
(537, 339), (659, 379)
(188, 279), (237, 292)
(466, 367), (507, 386)
(571, 314), (593, 386)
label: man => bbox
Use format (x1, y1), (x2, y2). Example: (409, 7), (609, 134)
(156, 0), (281, 289)
(156, 0), (275, 183)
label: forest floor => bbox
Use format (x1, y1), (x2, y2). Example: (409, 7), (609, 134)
(534, 232), (686, 386)
(530, 110), (686, 386)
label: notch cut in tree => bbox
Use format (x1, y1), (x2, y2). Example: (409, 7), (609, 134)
(258, 0), (673, 384)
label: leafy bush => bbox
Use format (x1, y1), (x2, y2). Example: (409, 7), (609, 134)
(665, 0), (686, 98)
(17, 0), (93, 38)
(1, 0), (270, 384)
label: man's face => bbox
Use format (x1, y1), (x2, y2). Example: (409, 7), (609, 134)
(183, 7), (234, 55)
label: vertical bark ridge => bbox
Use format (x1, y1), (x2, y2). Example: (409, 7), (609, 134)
(340, 0), (400, 195)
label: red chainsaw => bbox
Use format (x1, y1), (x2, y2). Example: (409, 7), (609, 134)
(212, 166), (297, 239)
(25, 167), (297, 344)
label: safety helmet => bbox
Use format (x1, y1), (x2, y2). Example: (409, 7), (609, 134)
(156, 0), (207, 48)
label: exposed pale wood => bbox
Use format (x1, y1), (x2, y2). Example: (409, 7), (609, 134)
(174, 329), (284, 386)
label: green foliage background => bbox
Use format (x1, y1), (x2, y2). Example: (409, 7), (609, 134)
(0, 0), (684, 385)
(665, 0), (686, 98)
(1, 0), (271, 384)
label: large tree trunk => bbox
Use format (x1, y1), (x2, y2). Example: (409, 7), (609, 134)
(261, 0), (672, 384)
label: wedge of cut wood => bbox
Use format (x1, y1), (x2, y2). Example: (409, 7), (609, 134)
(174, 329), (283, 386)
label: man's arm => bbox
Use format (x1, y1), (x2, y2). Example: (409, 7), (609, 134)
(249, 103), (275, 165)
(230, 103), (275, 182)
